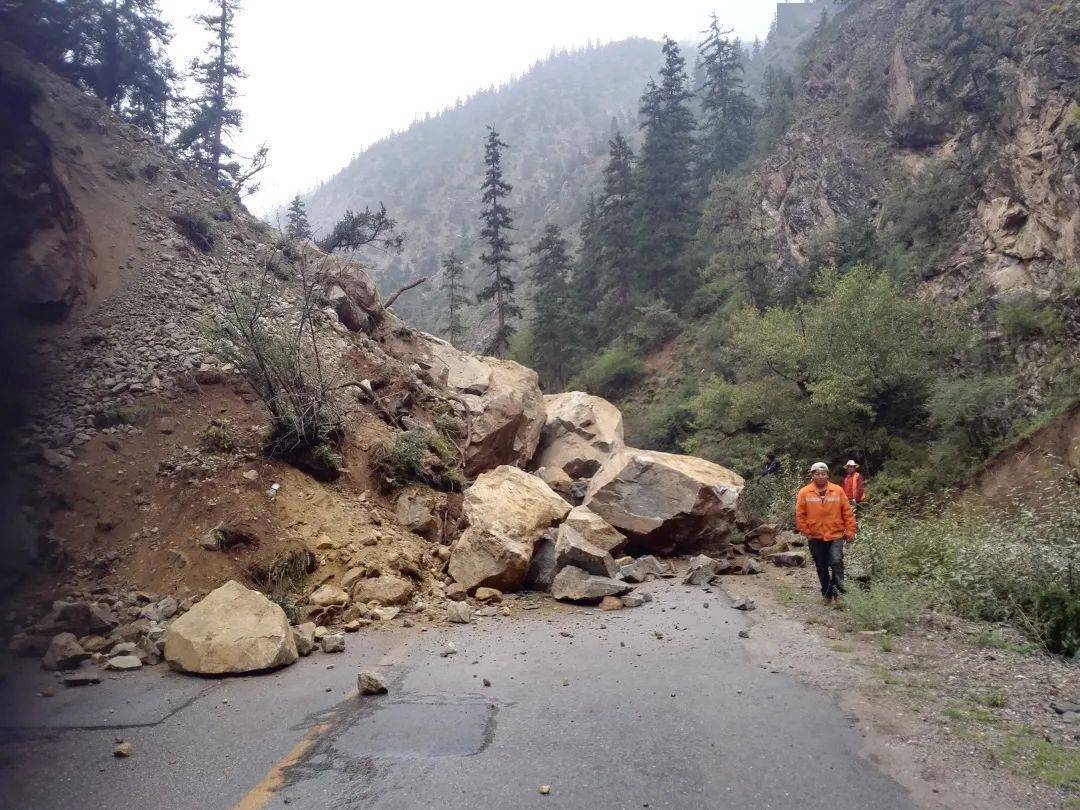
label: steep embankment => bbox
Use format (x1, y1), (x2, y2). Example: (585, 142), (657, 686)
(301, 39), (665, 333)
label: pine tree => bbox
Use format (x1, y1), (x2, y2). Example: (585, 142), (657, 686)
(92, 1), (173, 125)
(285, 195), (312, 241)
(571, 194), (602, 346)
(528, 224), (574, 389)
(476, 125), (520, 355)
(176, 0), (244, 186)
(635, 36), (697, 304)
(441, 252), (469, 346)
(696, 14), (755, 189)
(596, 134), (637, 338)
(754, 66), (795, 158)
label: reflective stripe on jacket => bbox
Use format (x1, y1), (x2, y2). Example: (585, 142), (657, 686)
(843, 472), (865, 503)
(795, 482), (857, 541)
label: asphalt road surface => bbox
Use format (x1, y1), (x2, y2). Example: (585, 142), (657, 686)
(0, 580), (912, 809)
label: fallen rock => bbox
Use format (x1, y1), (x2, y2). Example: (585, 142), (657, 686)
(42, 633), (89, 671)
(107, 655), (143, 671)
(561, 506), (627, 556)
(599, 596), (623, 611)
(449, 466), (570, 592)
(534, 466), (575, 501)
(114, 742), (134, 758)
(309, 584), (349, 607)
(447, 602), (473, 624)
(445, 583), (468, 602)
(533, 391), (624, 479)
(164, 580), (298, 674)
(738, 629), (751, 639)
(357, 671), (388, 695)
(63, 671), (101, 687)
(350, 574), (414, 607)
(619, 555), (675, 583)
(684, 555), (720, 586)
(292, 622), (316, 656)
(715, 557), (764, 576)
(394, 488), (444, 541)
(474, 587), (503, 604)
(585, 449), (743, 555)
(554, 523), (618, 578)
(621, 594), (646, 608)
(523, 529), (559, 591)
(766, 551), (806, 568)
(732, 598), (756, 612)
(551, 566), (632, 604)
(320, 634), (346, 654)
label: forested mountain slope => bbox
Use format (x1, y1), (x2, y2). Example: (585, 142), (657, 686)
(301, 39), (665, 330)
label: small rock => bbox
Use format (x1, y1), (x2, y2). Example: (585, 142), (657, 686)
(599, 596), (623, 611)
(320, 634), (345, 654)
(482, 678), (491, 687)
(474, 587), (502, 604)
(738, 630), (750, 639)
(113, 742), (134, 758)
(242, 470), (259, 481)
(447, 602), (473, 624)
(42, 633), (89, 671)
(445, 583), (468, 602)
(621, 594), (645, 608)
(292, 623), (316, 656)
(539, 785), (551, 795)
(343, 620), (361, 632)
(63, 671), (102, 687)
(357, 671), (388, 695)
(732, 598), (756, 611)
(107, 655), (143, 671)
(440, 642), (457, 658)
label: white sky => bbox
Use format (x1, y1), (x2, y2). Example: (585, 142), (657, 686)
(159, 1), (779, 215)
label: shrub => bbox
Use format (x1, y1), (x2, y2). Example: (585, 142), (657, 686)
(201, 421), (239, 453)
(169, 210), (215, 252)
(570, 348), (643, 399)
(996, 295), (1063, 340)
(247, 548), (317, 600)
(372, 428), (463, 492)
(623, 384), (696, 452)
(627, 300), (680, 353)
(844, 580), (930, 634)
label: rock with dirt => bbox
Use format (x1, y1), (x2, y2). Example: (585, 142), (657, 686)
(357, 671), (388, 695)
(619, 554), (675, 583)
(766, 551), (807, 568)
(447, 601), (473, 624)
(621, 594), (646, 608)
(394, 488), (445, 541)
(532, 391), (624, 480)
(350, 574), (414, 606)
(715, 557), (764, 576)
(474, 587), (502, 603)
(42, 633), (89, 671)
(320, 634), (346, 653)
(550, 565), (632, 604)
(419, 337), (545, 476)
(561, 505), (627, 556)
(291, 622), (316, 657)
(684, 555), (720, 586)
(308, 584), (349, 607)
(554, 523), (618, 578)
(164, 580), (298, 675)
(449, 466), (571, 592)
(106, 654), (143, 671)
(585, 449), (744, 556)
(599, 596), (623, 611)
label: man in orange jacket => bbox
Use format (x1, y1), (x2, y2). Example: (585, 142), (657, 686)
(843, 460), (865, 506)
(796, 462), (857, 603)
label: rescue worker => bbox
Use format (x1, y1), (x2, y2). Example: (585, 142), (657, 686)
(796, 462), (857, 604)
(842, 460), (865, 506)
(762, 452), (781, 478)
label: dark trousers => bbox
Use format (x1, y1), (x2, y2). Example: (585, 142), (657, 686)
(808, 539), (845, 598)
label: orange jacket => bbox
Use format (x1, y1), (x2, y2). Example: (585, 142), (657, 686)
(843, 471), (865, 503)
(796, 482), (857, 541)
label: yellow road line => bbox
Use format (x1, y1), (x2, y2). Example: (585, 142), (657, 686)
(232, 719), (332, 810)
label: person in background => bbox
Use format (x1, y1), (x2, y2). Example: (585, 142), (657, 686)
(796, 462), (857, 604)
(762, 452), (781, 478)
(842, 460), (865, 507)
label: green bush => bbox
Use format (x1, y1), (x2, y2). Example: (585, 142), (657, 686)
(627, 300), (680, 353)
(996, 295), (1063, 340)
(569, 348), (643, 399)
(844, 580), (930, 633)
(169, 210), (215, 252)
(623, 384), (696, 452)
(372, 428), (463, 492)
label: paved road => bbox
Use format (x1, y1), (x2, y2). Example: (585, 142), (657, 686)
(0, 581), (912, 809)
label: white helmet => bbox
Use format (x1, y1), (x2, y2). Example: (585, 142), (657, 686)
(845, 460), (858, 468)
(810, 462), (829, 473)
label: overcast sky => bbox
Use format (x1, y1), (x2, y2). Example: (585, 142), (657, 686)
(159, 1), (778, 215)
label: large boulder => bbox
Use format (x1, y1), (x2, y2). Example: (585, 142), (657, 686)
(448, 466), (570, 592)
(164, 581), (298, 675)
(551, 566), (632, 604)
(532, 391), (624, 480)
(585, 449), (744, 556)
(394, 488), (445, 541)
(351, 574), (415, 606)
(420, 337), (545, 476)
(561, 506), (627, 556)
(554, 523), (618, 578)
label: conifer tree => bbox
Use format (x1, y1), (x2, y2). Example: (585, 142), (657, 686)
(476, 125), (519, 355)
(93, 1), (172, 122)
(635, 36), (697, 304)
(441, 252), (469, 346)
(596, 133), (637, 338)
(696, 14), (755, 188)
(176, 0), (244, 186)
(754, 65), (795, 158)
(285, 195), (312, 241)
(528, 225), (574, 388)
(571, 195), (602, 346)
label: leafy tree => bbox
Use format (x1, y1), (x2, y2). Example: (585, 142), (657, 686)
(635, 37), (697, 304)
(476, 125), (520, 355)
(527, 224), (575, 389)
(595, 134), (638, 338)
(440, 252), (469, 346)
(285, 195), (311, 241)
(696, 14), (755, 187)
(176, 0), (244, 186)
(754, 65), (795, 158)
(318, 204), (403, 254)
